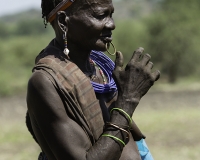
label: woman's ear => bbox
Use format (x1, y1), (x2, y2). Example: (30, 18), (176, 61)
(57, 11), (67, 24)
(57, 11), (69, 32)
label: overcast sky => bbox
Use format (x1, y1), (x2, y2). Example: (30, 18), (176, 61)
(0, 0), (41, 16)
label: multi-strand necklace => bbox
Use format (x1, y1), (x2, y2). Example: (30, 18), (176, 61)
(89, 50), (117, 93)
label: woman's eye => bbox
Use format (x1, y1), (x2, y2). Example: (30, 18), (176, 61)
(96, 14), (106, 20)
(95, 10), (113, 20)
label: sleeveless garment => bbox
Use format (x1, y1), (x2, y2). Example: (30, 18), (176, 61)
(33, 43), (104, 144)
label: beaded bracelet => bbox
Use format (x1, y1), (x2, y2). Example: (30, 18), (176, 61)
(110, 108), (133, 127)
(102, 134), (125, 146)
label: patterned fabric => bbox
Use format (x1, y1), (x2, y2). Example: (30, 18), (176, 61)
(34, 43), (104, 143)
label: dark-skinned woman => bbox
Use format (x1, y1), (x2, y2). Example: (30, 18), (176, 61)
(26, 0), (160, 159)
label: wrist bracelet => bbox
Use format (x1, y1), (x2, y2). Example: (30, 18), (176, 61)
(110, 108), (133, 126)
(102, 134), (125, 146)
(106, 122), (129, 130)
(105, 122), (130, 140)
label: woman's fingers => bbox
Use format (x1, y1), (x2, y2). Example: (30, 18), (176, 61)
(141, 54), (151, 66)
(114, 51), (124, 71)
(152, 70), (161, 81)
(131, 47), (144, 63)
(146, 61), (154, 69)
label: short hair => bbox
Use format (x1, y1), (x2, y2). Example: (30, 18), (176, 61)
(41, 0), (84, 27)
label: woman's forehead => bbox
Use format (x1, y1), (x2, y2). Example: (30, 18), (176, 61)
(82, 0), (113, 7)
(80, 0), (114, 11)
(86, 0), (112, 3)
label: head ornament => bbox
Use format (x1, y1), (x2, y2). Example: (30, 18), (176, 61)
(47, 0), (75, 22)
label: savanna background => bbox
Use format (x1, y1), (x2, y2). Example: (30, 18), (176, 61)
(1, 0), (200, 159)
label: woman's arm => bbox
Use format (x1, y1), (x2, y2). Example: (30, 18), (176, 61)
(27, 72), (126, 160)
(111, 47), (160, 125)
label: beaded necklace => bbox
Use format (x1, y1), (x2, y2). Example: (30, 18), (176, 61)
(89, 50), (117, 93)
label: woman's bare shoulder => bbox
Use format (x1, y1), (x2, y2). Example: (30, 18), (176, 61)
(28, 71), (53, 93)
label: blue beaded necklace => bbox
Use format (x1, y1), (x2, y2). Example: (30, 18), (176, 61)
(90, 50), (117, 93)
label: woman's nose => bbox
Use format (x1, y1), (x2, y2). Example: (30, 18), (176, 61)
(105, 18), (115, 30)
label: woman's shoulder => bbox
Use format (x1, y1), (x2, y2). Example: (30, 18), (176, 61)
(27, 71), (54, 94)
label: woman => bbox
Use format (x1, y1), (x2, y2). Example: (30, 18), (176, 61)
(26, 0), (160, 159)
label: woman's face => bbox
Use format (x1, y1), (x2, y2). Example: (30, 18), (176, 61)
(67, 0), (115, 51)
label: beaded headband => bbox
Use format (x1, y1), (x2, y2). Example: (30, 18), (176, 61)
(47, 0), (76, 23)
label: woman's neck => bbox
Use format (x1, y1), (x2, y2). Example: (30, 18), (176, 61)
(54, 38), (94, 77)
(70, 51), (92, 74)
(68, 42), (94, 76)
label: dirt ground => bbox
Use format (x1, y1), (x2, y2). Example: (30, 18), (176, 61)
(0, 90), (200, 159)
(1, 90), (200, 119)
(139, 90), (200, 109)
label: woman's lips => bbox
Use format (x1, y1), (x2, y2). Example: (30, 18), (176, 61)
(100, 32), (112, 43)
(100, 36), (112, 43)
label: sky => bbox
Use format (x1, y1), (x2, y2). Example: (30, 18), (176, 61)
(0, 0), (41, 16)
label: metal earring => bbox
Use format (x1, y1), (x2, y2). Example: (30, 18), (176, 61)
(57, 11), (70, 59)
(106, 42), (116, 56)
(63, 30), (70, 58)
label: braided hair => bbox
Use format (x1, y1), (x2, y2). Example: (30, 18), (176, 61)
(41, 0), (83, 28)
(41, 0), (63, 27)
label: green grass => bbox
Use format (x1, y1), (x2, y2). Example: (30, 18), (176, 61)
(0, 121), (40, 160)
(134, 107), (200, 160)
(1, 106), (199, 160)
(1, 83), (200, 160)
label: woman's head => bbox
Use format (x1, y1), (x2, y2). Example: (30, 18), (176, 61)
(42, 0), (115, 52)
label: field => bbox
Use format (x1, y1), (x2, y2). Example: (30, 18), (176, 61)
(135, 90), (200, 160)
(0, 83), (200, 160)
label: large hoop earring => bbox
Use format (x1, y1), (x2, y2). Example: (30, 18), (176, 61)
(106, 42), (116, 56)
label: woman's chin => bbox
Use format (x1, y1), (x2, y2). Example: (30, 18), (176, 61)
(93, 46), (106, 52)
(93, 41), (107, 51)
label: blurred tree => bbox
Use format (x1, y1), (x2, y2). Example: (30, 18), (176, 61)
(15, 19), (49, 36)
(113, 20), (148, 64)
(0, 21), (10, 38)
(145, 0), (200, 83)
(1, 1), (200, 95)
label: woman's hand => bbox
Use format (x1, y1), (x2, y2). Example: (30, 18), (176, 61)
(113, 47), (160, 103)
